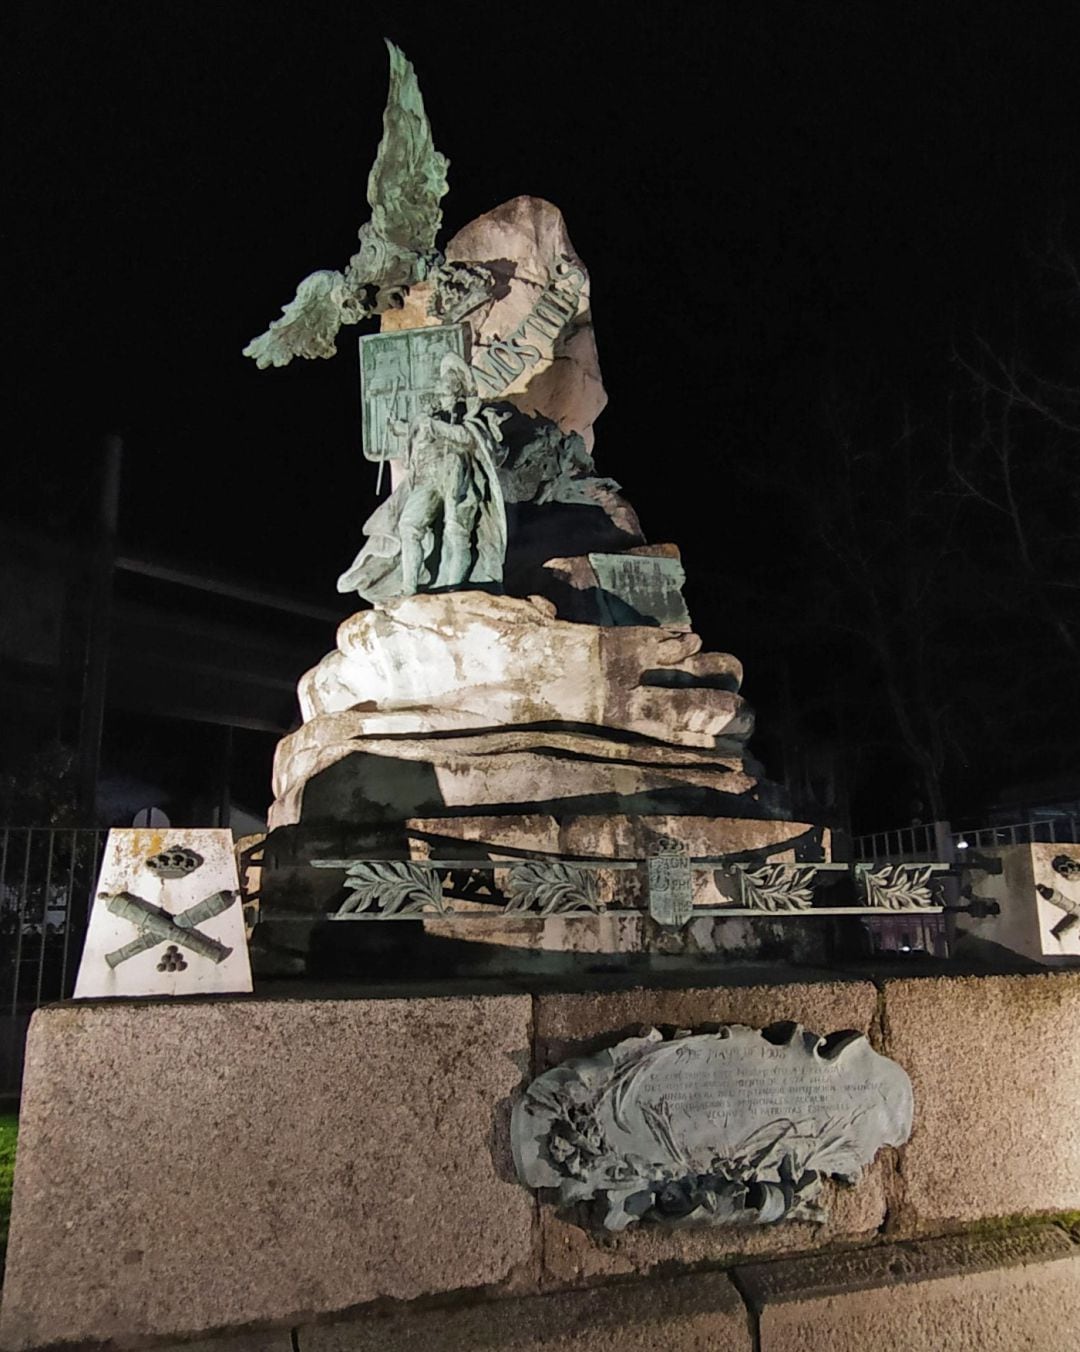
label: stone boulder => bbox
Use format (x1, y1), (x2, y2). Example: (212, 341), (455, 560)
(269, 591), (761, 830)
(445, 196), (607, 451)
(298, 592), (749, 747)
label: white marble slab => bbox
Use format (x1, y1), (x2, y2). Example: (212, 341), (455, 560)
(73, 829), (252, 998)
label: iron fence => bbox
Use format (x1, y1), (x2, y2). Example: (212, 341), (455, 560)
(951, 818), (1080, 851)
(853, 817), (1080, 861)
(0, 828), (106, 1097)
(851, 821), (952, 862)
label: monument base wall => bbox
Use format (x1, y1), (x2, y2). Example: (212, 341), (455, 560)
(3, 970), (1080, 1351)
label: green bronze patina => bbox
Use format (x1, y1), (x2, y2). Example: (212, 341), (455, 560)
(359, 323), (468, 465)
(243, 41), (449, 369)
(338, 339), (509, 601)
(247, 42), (603, 605)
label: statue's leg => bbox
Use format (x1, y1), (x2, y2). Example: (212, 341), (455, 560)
(439, 520), (470, 587)
(398, 485), (441, 595)
(438, 472), (479, 587)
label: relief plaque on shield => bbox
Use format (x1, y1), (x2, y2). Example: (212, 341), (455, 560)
(359, 322), (469, 465)
(647, 836), (693, 927)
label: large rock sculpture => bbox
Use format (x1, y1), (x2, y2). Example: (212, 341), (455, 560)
(270, 591), (763, 831)
(248, 44), (822, 944)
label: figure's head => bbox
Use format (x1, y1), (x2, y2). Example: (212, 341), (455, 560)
(437, 352), (476, 402)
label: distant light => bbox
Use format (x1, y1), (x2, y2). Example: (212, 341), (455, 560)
(899, 944), (912, 952)
(956, 839), (969, 850)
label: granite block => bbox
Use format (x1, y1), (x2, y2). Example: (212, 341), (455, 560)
(882, 971), (1080, 1231)
(0, 995), (534, 1351)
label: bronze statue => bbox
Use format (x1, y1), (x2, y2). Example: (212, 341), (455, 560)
(337, 353), (508, 600)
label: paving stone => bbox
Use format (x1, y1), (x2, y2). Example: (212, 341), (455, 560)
(155, 1334), (294, 1352)
(737, 1225), (1080, 1352)
(298, 1270), (752, 1350)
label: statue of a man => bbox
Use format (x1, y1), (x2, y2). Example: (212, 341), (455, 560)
(337, 353), (509, 601)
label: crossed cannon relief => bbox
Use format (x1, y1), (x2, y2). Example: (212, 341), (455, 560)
(1035, 853), (1080, 941)
(101, 847), (237, 970)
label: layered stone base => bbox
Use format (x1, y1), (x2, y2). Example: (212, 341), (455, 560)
(269, 591), (774, 831)
(4, 971), (1080, 1350)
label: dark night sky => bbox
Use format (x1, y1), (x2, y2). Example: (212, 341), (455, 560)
(8, 1), (1080, 822)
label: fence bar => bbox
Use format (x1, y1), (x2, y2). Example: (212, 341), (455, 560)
(866, 815), (1080, 863)
(58, 830), (78, 998)
(6, 832), (31, 1091)
(10, 831), (31, 1018)
(33, 830), (56, 1008)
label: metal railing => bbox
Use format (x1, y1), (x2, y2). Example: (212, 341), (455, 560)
(951, 817), (1080, 851)
(0, 828), (106, 1097)
(851, 821), (951, 862)
(311, 856), (945, 921)
(853, 817), (1080, 861)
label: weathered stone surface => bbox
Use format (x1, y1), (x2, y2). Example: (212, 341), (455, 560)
(156, 1335), (294, 1352)
(299, 1271), (752, 1351)
(531, 982), (885, 1278)
(73, 828), (252, 1000)
(534, 982), (879, 1070)
(445, 196), (607, 451)
(272, 723), (758, 830)
(298, 593), (750, 743)
(739, 1226), (1080, 1352)
(406, 813), (828, 863)
(271, 591), (767, 828)
(739, 1223), (1075, 1303)
(0, 996), (534, 1351)
(956, 843), (1080, 964)
(881, 971), (1080, 1232)
(422, 912), (648, 959)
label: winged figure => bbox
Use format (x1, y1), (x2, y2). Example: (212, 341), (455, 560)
(243, 41), (449, 369)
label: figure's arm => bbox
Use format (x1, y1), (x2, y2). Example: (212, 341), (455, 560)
(436, 419), (474, 448)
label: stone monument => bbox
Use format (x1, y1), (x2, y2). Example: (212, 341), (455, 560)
(246, 42), (828, 969)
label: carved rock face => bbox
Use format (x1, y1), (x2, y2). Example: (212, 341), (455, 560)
(269, 591), (760, 830)
(299, 592), (750, 749)
(444, 196), (607, 452)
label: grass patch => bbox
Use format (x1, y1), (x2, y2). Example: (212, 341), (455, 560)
(0, 1111), (17, 1269)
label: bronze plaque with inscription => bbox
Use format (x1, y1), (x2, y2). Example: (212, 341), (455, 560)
(512, 1024), (912, 1231)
